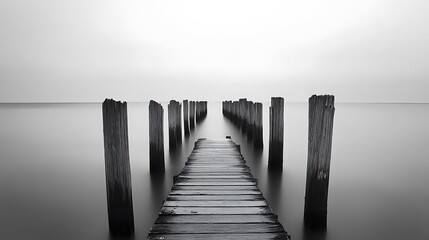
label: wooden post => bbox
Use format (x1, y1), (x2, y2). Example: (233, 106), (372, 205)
(168, 100), (181, 149)
(304, 95), (335, 229)
(183, 100), (190, 137)
(102, 99), (134, 237)
(254, 102), (263, 148)
(189, 101), (195, 130)
(268, 97), (284, 170)
(196, 101), (202, 123)
(149, 100), (165, 173)
(247, 101), (254, 140)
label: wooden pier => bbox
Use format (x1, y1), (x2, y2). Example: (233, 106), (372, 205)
(148, 138), (290, 239)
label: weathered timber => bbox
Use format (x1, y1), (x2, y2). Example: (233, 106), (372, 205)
(196, 101), (208, 123)
(168, 100), (182, 149)
(147, 138), (290, 239)
(149, 100), (165, 173)
(254, 102), (263, 148)
(304, 95), (335, 229)
(183, 100), (190, 137)
(189, 101), (196, 130)
(268, 97), (284, 170)
(102, 99), (134, 237)
(222, 99), (264, 148)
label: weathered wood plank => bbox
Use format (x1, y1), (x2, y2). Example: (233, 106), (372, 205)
(172, 185), (259, 191)
(169, 190), (262, 195)
(175, 181), (256, 186)
(163, 200), (267, 207)
(166, 195), (265, 201)
(148, 233), (290, 240)
(160, 207), (272, 215)
(149, 223), (284, 234)
(154, 214), (278, 224)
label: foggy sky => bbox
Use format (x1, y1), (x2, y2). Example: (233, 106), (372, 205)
(1, 0), (428, 103)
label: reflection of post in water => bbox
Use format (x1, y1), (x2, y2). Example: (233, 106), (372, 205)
(304, 95), (335, 230)
(267, 169), (283, 211)
(302, 224), (327, 240)
(102, 99), (135, 237)
(150, 173), (167, 212)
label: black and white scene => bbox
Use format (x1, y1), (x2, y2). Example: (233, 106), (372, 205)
(1, 1), (428, 239)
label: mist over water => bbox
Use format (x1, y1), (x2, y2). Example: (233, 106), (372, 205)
(0, 102), (428, 239)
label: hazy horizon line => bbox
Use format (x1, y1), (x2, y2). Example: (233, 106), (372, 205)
(1, 101), (428, 105)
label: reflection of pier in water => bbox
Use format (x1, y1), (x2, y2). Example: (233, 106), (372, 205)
(147, 138), (290, 239)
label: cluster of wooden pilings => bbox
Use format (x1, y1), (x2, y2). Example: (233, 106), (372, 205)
(101, 98), (208, 237)
(195, 101), (208, 123)
(102, 94), (335, 236)
(222, 95), (335, 229)
(183, 100), (207, 133)
(222, 99), (263, 148)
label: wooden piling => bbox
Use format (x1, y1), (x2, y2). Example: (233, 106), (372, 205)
(183, 100), (190, 137)
(102, 99), (135, 237)
(268, 97), (284, 170)
(247, 101), (254, 140)
(149, 100), (165, 173)
(189, 101), (195, 130)
(254, 102), (263, 148)
(168, 100), (182, 149)
(304, 95), (335, 229)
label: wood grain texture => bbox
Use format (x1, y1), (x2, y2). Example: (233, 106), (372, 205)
(102, 99), (134, 237)
(268, 97), (284, 170)
(168, 100), (181, 149)
(304, 94), (335, 229)
(149, 100), (165, 173)
(147, 138), (289, 239)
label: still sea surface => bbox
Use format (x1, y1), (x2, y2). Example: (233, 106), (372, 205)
(0, 102), (428, 240)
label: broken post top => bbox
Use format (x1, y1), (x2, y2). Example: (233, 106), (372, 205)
(309, 95), (335, 109)
(271, 97), (284, 104)
(103, 98), (127, 107)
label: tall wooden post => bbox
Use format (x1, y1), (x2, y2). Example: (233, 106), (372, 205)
(247, 101), (254, 140)
(149, 100), (165, 173)
(268, 97), (284, 170)
(102, 99), (134, 237)
(253, 102), (263, 148)
(183, 100), (190, 137)
(168, 100), (181, 149)
(189, 101), (195, 130)
(304, 95), (335, 229)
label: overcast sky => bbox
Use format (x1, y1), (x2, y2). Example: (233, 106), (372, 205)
(1, 0), (428, 103)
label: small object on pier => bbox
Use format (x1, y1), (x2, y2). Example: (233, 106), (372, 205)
(304, 95), (335, 229)
(268, 97), (284, 170)
(149, 100), (165, 173)
(102, 99), (135, 237)
(168, 100), (182, 149)
(183, 100), (190, 137)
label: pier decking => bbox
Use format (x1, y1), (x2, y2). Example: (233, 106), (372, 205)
(147, 138), (290, 239)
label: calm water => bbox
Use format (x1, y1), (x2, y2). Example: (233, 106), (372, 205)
(0, 102), (428, 240)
